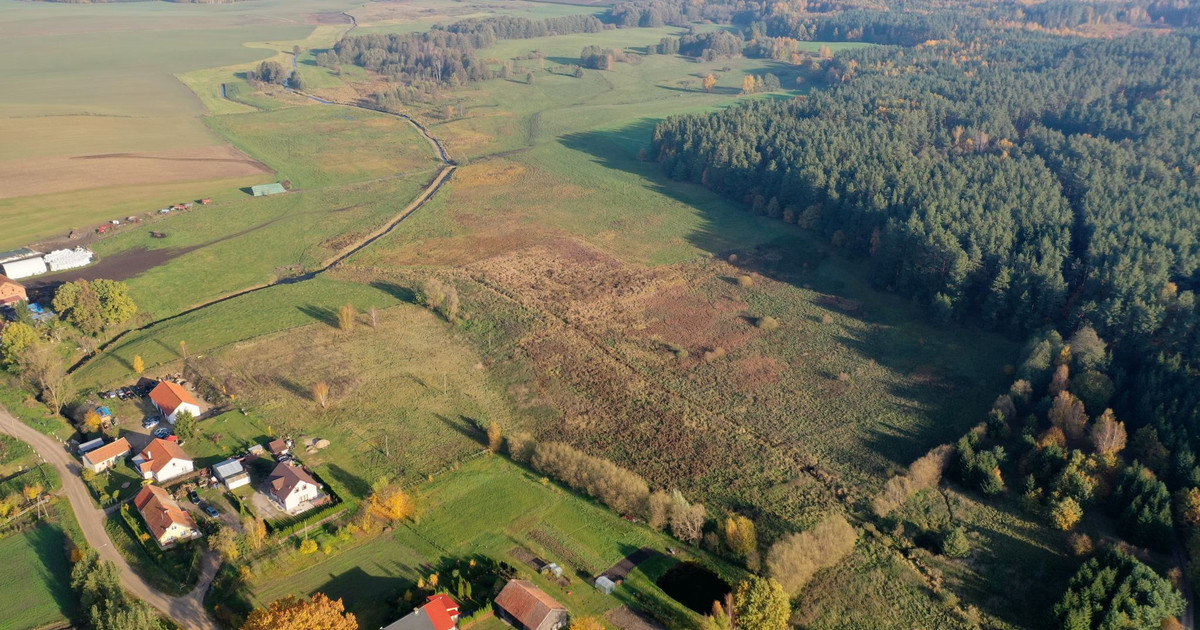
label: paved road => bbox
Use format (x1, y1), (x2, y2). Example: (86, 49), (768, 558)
(0, 405), (220, 630)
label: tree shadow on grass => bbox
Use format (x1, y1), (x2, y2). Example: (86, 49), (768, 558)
(324, 463), (372, 499)
(369, 281), (417, 304)
(26, 524), (77, 621)
(297, 304), (338, 328)
(432, 413), (487, 447)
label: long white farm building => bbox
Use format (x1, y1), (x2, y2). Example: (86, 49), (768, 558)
(0, 257), (48, 280)
(0, 248), (93, 279)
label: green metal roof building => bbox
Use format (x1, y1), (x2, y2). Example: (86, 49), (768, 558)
(251, 183), (287, 196)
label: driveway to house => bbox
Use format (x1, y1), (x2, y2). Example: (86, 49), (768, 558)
(0, 404), (221, 630)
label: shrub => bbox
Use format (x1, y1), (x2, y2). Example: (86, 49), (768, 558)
(767, 514), (858, 595)
(940, 527), (970, 558)
(755, 316), (779, 331)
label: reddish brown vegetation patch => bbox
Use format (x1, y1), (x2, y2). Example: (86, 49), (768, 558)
(732, 355), (785, 392)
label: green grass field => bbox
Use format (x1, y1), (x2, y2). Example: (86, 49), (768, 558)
(0, 525), (75, 630)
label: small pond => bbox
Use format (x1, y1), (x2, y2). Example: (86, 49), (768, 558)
(655, 561), (731, 614)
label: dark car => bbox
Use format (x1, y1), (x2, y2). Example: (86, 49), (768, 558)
(188, 490), (200, 504)
(202, 503), (219, 518)
(152, 427), (173, 439)
(142, 416), (159, 429)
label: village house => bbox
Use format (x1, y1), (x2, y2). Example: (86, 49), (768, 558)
(382, 594), (460, 630)
(80, 437), (131, 473)
(133, 485), (200, 548)
(0, 274), (26, 305)
(494, 580), (569, 630)
(148, 381), (202, 424)
(264, 462), (322, 513)
(132, 438), (194, 483)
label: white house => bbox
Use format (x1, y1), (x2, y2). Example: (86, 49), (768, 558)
(132, 438), (194, 483)
(213, 458), (250, 490)
(265, 462), (322, 513)
(134, 485), (200, 548)
(80, 437), (131, 473)
(148, 381), (201, 424)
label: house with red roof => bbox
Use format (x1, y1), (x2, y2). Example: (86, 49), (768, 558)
(149, 380), (201, 424)
(132, 438), (194, 483)
(381, 594), (460, 630)
(134, 485), (200, 548)
(494, 580), (569, 630)
(0, 275), (26, 306)
(80, 437), (131, 473)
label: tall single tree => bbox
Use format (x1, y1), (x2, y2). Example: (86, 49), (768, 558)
(338, 304), (356, 331)
(312, 381), (330, 409)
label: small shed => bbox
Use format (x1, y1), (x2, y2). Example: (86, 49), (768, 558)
(212, 458), (251, 490)
(267, 438), (289, 457)
(77, 437), (106, 455)
(251, 183), (287, 196)
(594, 575), (615, 595)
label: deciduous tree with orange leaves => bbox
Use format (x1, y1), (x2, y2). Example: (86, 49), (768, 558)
(242, 593), (357, 630)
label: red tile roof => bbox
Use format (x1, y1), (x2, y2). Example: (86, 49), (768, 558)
(424, 594), (460, 630)
(82, 437), (130, 466)
(495, 580), (566, 630)
(149, 381), (198, 415)
(133, 485), (197, 543)
(136, 438), (191, 476)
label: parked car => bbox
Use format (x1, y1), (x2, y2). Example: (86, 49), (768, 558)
(141, 417), (158, 429)
(152, 427), (173, 439)
(188, 490), (200, 504)
(202, 503), (219, 518)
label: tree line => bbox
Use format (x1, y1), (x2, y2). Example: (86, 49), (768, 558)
(333, 15), (604, 88)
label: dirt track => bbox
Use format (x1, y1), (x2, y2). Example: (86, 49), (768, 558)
(0, 406), (221, 630)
